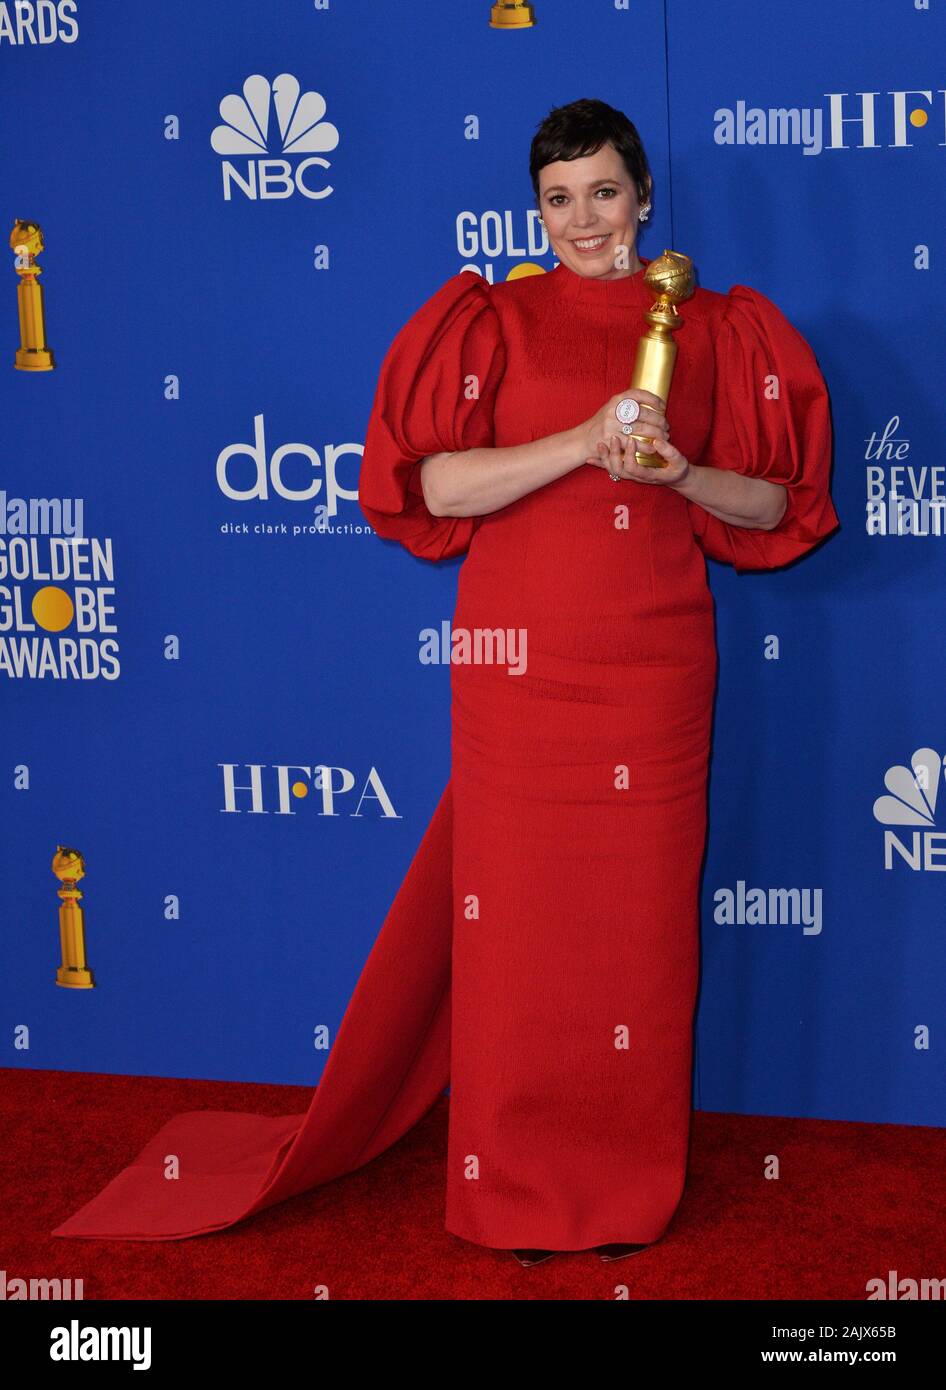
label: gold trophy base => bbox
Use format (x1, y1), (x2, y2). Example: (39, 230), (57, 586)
(56, 965), (94, 988)
(490, 2), (535, 26)
(15, 346), (55, 371)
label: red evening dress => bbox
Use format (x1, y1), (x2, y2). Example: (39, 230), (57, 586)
(52, 257), (840, 1248)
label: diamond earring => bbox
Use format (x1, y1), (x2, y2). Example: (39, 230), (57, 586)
(638, 203), (651, 221)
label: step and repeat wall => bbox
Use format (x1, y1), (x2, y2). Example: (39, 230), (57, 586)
(3, 0), (943, 1127)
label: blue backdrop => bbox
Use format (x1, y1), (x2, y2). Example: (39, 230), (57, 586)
(3, 0), (943, 1129)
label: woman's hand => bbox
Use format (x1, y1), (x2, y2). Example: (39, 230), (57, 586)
(591, 432), (691, 487)
(577, 389), (669, 468)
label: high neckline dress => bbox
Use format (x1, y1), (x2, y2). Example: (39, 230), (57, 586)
(51, 257), (839, 1247)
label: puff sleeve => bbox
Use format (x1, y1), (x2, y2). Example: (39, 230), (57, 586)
(686, 285), (840, 574)
(358, 270), (506, 562)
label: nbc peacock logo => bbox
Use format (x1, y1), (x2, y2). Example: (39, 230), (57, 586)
(211, 74), (339, 201)
(872, 746), (945, 872)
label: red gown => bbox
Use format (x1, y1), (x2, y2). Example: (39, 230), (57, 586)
(52, 257), (839, 1247)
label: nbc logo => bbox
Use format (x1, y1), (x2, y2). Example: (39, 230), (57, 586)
(872, 746), (946, 872)
(211, 74), (339, 201)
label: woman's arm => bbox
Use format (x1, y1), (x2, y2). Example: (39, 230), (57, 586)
(419, 427), (584, 518)
(670, 461), (788, 531)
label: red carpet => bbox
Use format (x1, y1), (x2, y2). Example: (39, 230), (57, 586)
(4, 1067), (944, 1300)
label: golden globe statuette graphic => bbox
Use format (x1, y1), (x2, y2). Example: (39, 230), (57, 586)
(490, 1), (535, 27)
(627, 249), (694, 468)
(52, 847), (95, 988)
(10, 220), (55, 371)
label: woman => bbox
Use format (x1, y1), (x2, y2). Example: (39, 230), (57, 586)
(52, 99), (839, 1263)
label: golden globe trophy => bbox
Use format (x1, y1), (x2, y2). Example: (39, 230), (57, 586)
(11, 219), (56, 371)
(52, 847), (95, 988)
(490, 2), (535, 27)
(623, 248), (694, 468)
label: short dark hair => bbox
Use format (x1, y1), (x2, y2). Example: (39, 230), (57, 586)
(529, 98), (652, 208)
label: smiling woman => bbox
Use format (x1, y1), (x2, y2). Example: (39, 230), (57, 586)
(52, 97), (839, 1269)
(533, 101), (653, 279)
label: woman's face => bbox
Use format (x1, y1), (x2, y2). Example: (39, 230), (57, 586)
(537, 141), (649, 280)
